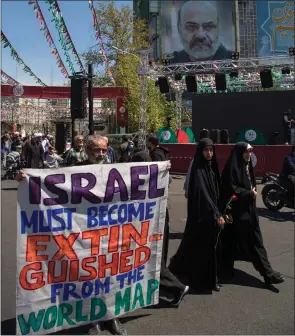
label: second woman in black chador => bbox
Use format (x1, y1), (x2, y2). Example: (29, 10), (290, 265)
(169, 138), (224, 292)
(220, 142), (284, 286)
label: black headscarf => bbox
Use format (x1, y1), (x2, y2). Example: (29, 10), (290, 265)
(131, 150), (151, 162)
(188, 138), (221, 220)
(221, 142), (256, 202)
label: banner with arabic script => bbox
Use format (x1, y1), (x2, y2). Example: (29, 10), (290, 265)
(257, 1), (294, 56)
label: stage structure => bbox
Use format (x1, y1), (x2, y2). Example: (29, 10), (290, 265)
(142, 56), (294, 131)
(150, 56), (294, 75)
(175, 90), (183, 131)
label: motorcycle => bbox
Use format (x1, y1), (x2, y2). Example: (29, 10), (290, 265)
(261, 172), (294, 211)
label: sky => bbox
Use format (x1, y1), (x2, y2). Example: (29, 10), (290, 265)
(2, 0), (132, 86)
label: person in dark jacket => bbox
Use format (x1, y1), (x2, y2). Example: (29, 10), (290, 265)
(280, 145), (295, 199)
(103, 136), (116, 163)
(220, 142), (284, 287)
(22, 133), (44, 169)
(283, 110), (294, 144)
(147, 135), (169, 161)
(11, 134), (23, 152)
(118, 135), (129, 162)
(1, 132), (12, 168)
(131, 150), (151, 162)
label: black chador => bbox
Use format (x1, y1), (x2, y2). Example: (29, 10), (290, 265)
(220, 142), (284, 286)
(169, 138), (223, 292)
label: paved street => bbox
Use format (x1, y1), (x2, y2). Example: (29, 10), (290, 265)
(1, 177), (294, 335)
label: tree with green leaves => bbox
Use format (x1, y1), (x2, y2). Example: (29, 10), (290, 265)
(82, 0), (176, 133)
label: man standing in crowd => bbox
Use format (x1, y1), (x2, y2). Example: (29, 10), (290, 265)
(171, 1), (232, 64)
(42, 134), (50, 157)
(103, 136), (116, 163)
(147, 135), (170, 162)
(16, 135), (127, 335)
(21, 133), (44, 168)
(1, 131), (12, 168)
(11, 133), (23, 152)
(280, 145), (295, 199)
(283, 109), (294, 144)
(147, 135), (189, 306)
(64, 135), (87, 166)
(118, 135), (129, 162)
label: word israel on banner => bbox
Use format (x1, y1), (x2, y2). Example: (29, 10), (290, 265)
(16, 162), (169, 335)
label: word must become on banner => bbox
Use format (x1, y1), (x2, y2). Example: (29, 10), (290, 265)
(20, 201), (157, 234)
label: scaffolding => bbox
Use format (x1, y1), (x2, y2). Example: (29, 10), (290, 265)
(149, 56), (294, 75)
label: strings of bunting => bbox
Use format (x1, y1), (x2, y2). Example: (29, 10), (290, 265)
(1, 70), (21, 86)
(1, 99), (70, 125)
(88, 0), (116, 85)
(46, 0), (84, 72)
(28, 0), (69, 78)
(1, 31), (47, 86)
(44, 0), (75, 74)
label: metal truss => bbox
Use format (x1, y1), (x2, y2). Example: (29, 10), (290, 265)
(149, 56), (294, 75)
(175, 91), (183, 130)
(137, 49), (151, 151)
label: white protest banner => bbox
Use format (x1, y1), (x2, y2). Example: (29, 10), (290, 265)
(16, 162), (169, 335)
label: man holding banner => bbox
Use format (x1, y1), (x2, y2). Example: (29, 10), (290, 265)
(16, 135), (170, 335)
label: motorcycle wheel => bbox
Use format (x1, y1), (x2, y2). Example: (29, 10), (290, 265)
(262, 183), (284, 211)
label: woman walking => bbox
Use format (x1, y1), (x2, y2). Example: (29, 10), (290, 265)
(220, 142), (284, 286)
(169, 138), (224, 292)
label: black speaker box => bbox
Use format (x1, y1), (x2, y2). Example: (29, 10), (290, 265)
(211, 129), (221, 144)
(185, 75), (197, 92)
(200, 128), (210, 139)
(55, 123), (66, 154)
(260, 69), (273, 88)
(158, 77), (170, 93)
(71, 78), (87, 119)
(220, 129), (229, 144)
(215, 72), (227, 91)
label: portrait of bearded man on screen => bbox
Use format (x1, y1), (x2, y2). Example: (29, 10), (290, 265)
(171, 1), (233, 63)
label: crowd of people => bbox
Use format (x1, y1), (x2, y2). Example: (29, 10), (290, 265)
(1, 131), (55, 170)
(14, 134), (290, 335)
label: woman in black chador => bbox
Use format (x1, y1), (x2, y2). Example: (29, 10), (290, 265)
(169, 138), (225, 292)
(220, 142), (284, 286)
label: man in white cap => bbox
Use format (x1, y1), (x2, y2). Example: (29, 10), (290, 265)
(21, 133), (44, 168)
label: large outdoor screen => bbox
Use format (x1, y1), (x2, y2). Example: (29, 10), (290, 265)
(160, 0), (236, 63)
